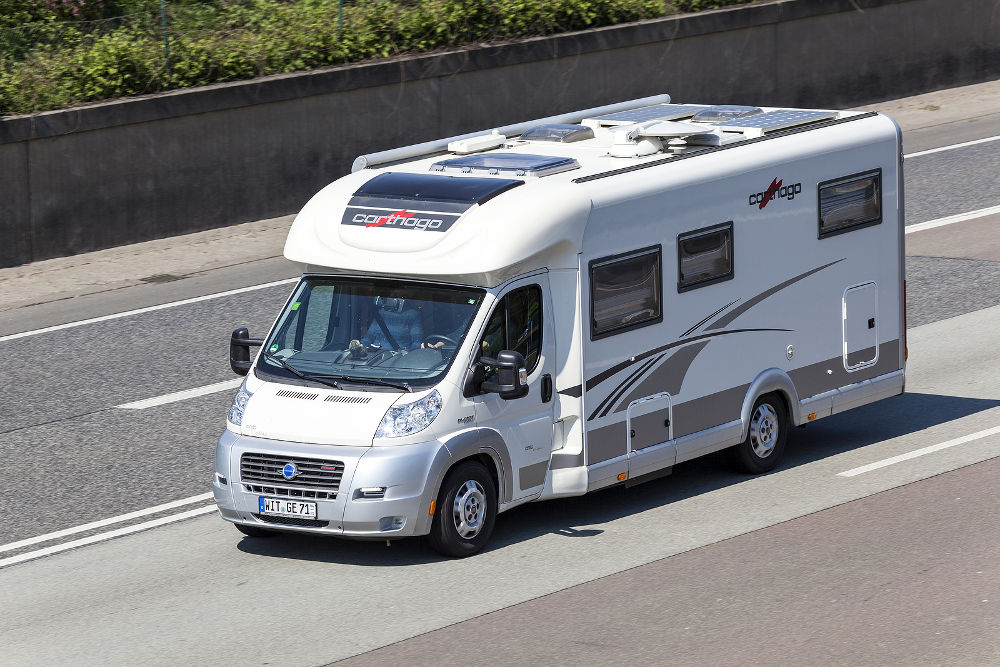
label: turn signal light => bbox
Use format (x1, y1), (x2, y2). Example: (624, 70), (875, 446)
(617, 472), (627, 481)
(429, 500), (436, 516)
(808, 412), (817, 421)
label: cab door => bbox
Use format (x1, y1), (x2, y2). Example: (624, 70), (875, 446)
(473, 276), (556, 500)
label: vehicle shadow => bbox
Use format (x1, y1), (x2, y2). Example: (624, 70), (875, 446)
(236, 391), (1000, 566)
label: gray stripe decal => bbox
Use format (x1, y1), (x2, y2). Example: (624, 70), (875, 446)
(518, 460), (549, 490)
(790, 340), (900, 399)
(612, 341), (710, 414)
(705, 259), (845, 330)
(558, 385), (582, 398)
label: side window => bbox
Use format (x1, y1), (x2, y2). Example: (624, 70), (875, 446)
(818, 169), (882, 238)
(480, 285), (543, 380)
(677, 222), (733, 292)
(590, 246), (662, 339)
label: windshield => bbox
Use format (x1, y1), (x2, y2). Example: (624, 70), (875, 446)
(257, 276), (484, 389)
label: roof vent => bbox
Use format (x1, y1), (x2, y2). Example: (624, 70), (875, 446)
(691, 105), (763, 123)
(429, 153), (580, 178)
(520, 124), (595, 143)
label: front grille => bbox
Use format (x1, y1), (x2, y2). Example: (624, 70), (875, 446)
(253, 513), (329, 528)
(243, 483), (336, 501)
(240, 452), (344, 492)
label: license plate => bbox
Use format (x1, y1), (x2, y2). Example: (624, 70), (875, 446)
(258, 497), (317, 519)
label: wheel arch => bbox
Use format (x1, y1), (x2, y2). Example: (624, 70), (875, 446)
(739, 368), (800, 440)
(415, 429), (512, 536)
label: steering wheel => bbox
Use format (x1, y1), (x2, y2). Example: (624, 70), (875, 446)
(422, 335), (458, 348)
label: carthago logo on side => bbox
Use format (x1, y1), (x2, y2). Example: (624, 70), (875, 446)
(748, 177), (802, 209)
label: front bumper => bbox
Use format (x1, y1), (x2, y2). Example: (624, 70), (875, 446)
(213, 430), (450, 538)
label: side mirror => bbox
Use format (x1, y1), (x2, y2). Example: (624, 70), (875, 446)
(230, 327), (263, 376)
(480, 350), (529, 400)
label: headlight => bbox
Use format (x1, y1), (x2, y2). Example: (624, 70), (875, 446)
(375, 390), (442, 438)
(228, 382), (253, 426)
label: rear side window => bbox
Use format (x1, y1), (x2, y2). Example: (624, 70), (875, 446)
(818, 169), (882, 238)
(590, 246), (662, 339)
(677, 222), (734, 292)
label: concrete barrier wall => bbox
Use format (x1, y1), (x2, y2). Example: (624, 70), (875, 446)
(1, 0), (998, 268)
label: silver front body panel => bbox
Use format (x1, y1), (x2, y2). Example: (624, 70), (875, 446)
(214, 430), (451, 538)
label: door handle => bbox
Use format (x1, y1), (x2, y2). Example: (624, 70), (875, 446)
(541, 374), (553, 403)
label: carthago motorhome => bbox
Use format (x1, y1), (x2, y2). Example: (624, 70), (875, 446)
(213, 95), (906, 557)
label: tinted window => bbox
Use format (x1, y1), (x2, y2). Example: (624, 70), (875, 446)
(819, 170), (882, 237)
(678, 222), (734, 292)
(480, 285), (543, 381)
(590, 247), (662, 338)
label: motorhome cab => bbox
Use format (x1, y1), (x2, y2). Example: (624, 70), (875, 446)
(213, 95), (906, 557)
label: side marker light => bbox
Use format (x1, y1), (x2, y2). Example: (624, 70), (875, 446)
(617, 473), (627, 481)
(808, 413), (817, 421)
(429, 500), (436, 516)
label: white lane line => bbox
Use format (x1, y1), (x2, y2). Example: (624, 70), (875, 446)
(904, 135), (1000, 159)
(838, 425), (1000, 477)
(0, 505), (218, 569)
(116, 378), (242, 410)
(905, 204), (1000, 234)
(0, 277), (298, 344)
(0, 492), (214, 554)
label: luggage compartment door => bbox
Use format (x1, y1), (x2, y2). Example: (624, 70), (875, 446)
(626, 392), (674, 480)
(843, 281), (878, 371)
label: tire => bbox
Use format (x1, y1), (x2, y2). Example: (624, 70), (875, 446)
(427, 460), (497, 558)
(729, 393), (788, 474)
(235, 523), (277, 538)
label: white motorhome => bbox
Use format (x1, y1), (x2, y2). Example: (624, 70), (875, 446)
(213, 95), (906, 556)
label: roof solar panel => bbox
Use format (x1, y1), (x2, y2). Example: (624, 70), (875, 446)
(716, 109), (838, 132)
(589, 104), (709, 125)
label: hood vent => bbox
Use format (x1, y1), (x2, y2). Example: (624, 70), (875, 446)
(276, 390), (319, 401)
(325, 395), (373, 404)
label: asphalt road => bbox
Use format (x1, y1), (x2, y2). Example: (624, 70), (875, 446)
(1, 84), (998, 665)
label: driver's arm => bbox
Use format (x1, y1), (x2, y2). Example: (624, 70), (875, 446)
(406, 309), (424, 350)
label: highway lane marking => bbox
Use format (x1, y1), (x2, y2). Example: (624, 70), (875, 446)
(837, 425), (1000, 477)
(905, 204), (1000, 234)
(904, 135), (1000, 159)
(0, 492), (214, 554)
(116, 378), (242, 409)
(0, 505), (218, 569)
(0, 277), (298, 344)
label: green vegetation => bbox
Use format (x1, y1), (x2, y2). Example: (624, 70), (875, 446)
(0, 0), (757, 115)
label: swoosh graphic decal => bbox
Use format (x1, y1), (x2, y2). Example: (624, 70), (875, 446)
(585, 327), (791, 393)
(611, 340), (710, 415)
(705, 259), (845, 330)
(680, 299), (740, 338)
(587, 355), (662, 422)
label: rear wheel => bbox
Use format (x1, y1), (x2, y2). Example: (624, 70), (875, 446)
(428, 461), (497, 558)
(235, 523), (277, 538)
(729, 394), (788, 474)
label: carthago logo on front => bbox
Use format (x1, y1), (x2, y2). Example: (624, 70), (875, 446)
(352, 208), (445, 230)
(748, 177), (802, 209)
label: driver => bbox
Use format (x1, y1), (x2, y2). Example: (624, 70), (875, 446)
(352, 294), (424, 352)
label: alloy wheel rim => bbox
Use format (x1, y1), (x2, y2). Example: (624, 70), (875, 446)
(452, 480), (487, 539)
(749, 404), (779, 458)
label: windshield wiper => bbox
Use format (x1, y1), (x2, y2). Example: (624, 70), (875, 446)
(259, 351), (342, 390)
(327, 375), (413, 393)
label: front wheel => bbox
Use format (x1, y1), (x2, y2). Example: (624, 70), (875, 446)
(729, 394), (788, 474)
(428, 461), (497, 558)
